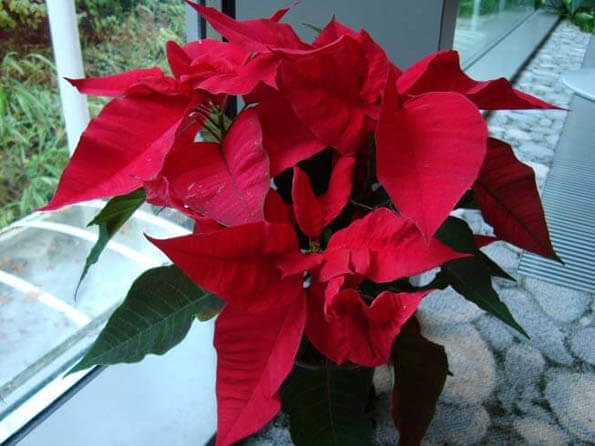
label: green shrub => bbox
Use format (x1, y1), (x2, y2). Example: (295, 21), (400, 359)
(0, 52), (69, 227)
(542, 0), (595, 31)
(75, 0), (136, 41)
(0, 0), (47, 31)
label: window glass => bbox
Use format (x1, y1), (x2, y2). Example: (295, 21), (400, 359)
(455, 0), (536, 66)
(0, 2), (187, 441)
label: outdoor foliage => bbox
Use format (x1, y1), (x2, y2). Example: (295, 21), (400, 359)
(541, 0), (595, 31)
(0, 0), (46, 33)
(458, 0), (535, 17)
(43, 3), (561, 445)
(0, 0), (185, 228)
(0, 52), (68, 227)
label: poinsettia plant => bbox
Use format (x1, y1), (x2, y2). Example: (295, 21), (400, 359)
(43, 2), (561, 445)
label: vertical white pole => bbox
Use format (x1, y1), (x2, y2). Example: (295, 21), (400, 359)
(46, 0), (89, 156)
(471, 0), (481, 31)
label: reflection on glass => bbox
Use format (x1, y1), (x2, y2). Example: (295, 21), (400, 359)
(0, 204), (190, 441)
(455, 0), (535, 66)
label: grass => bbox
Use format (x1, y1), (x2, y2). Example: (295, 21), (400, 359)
(0, 1), (185, 228)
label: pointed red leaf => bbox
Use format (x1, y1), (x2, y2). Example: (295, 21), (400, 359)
(278, 251), (324, 278)
(277, 36), (368, 154)
(183, 38), (250, 64)
(398, 50), (559, 110)
(325, 208), (467, 282)
(66, 68), (165, 97)
(473, 138), (559, 260)
(264, 190), (291, 224)
(358, 30), (394, 105)
(376, 71), (488, 240)
(292, 156), (355, 239)
(215, 296), (306, 446)
(150, 108), (269, 225)
(186, 2), (310, 52)
(306, 284), (429, 367)
(189, 53), (280, 95)
(176, 39), (279, 95)
(257, 93), (326, 176)
(147, 222), (302, 312)
(269, 1), (301, 22)
(314, 16), (359, 46)
(474, 234), (497, 248)
(42, 93), (191, 210)
(166, 41), (191, 80)
(314, 18), (397, 106)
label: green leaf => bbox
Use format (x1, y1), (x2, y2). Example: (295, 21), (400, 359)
(436, 216), (515, 282)
(571, 0), (585, 13)
(76, 188), (146, 294)
(455, 189), (480, 210)
(477, 251), (516, 281)
(435, 216), (477, 254)
(282, 365), (374, 446)
(392, 315), (448, 446)
(442, 257), (528, 338)
(199, 107), (231, 143)
(69, 265), (224, 373)
(302, 22), (323, 33)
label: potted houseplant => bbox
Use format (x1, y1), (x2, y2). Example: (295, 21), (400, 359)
(42, 2), (560, 444)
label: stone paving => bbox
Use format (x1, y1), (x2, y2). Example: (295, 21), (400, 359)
(245, 20), (594, 446)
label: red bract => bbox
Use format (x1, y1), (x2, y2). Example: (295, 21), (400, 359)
(474, 138), (560, 261)
(257, 92), (326, 175)
(323, 208), (467, 282)
(397, 50), (560, 110)
(275, 36), (369, 154)
(146, 108), (269, 226)
(214, 297), (306, 446)
(66, 67), (167, 96)
(376, 70), (488, 240)
(314, 17), (397, 107)
(187, 1), (310, 52)
(169, 39), (282, 95)
(148, 222), (302, 312)
(42, 89), (195, 211)
(292, 156), (356, 240)
(306, 284), (430, 366)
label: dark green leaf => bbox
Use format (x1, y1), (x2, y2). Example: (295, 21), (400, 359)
(302, 22), (323, 33)
(199, 107), (231, 143)
(436, 216), (515, 282)
(282, 365), (374, 446)
(442, 257), (528, 338)
(76, 188), (146, 294)
(477, 251), (516, 281)
(392, 315), (448, 446)
(70, 265), (224, 373)
(435, 216), (477, 254)
(88, 188), (146, 228)
(455, 189), (480, 210)
(572, 0), (585, 13)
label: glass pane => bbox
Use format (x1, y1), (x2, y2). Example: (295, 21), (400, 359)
(1, 3), (188, 438)
(0, 204), (190, 441)
(455, 0), (536, 66)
